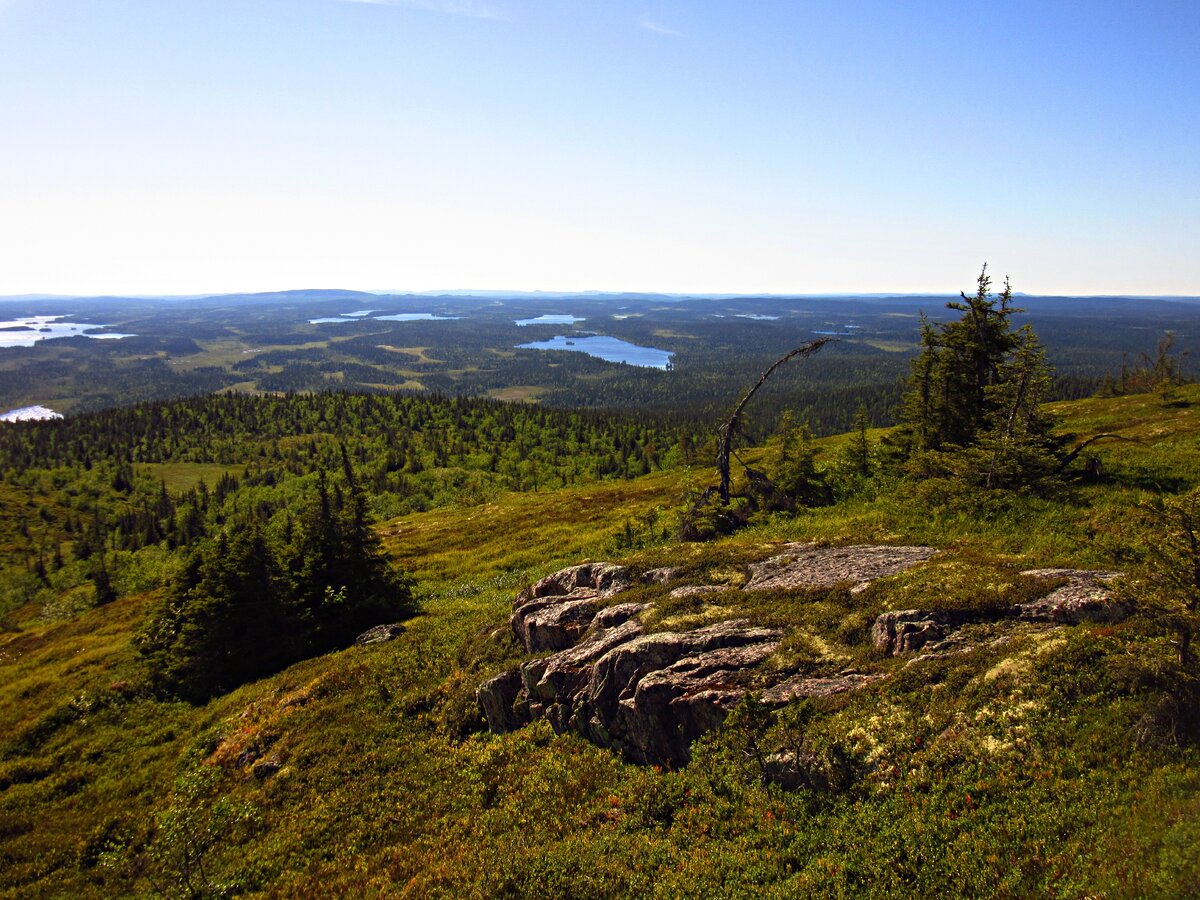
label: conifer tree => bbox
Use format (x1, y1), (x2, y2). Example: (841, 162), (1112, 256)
(139, 525), (295, 701)
(897, 265), (1060, 487)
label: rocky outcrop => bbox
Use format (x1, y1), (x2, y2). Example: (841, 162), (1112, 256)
(871, 610), (972, 656)
(1015, 569), (1126, 624)
(483, 554), (1131, 770)
(477, 669), (527, 732)
(511, 563), (632, 653)
(355, 623), (406, 645)
(871, 569), (1128, 657)
(479, 558), (903, 768)
(669, 584), (730, 600)
(743, 544), (936, 592)
(761, 672), (887, 704)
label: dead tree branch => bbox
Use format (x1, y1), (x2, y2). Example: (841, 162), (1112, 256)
(716, 338), (833, 505)
(1055, 433), (1141, 474)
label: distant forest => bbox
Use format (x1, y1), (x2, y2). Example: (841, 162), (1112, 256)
(1, 290), (1196, 438)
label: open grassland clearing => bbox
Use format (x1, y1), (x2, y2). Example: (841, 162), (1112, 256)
(135, 462), (247, 495)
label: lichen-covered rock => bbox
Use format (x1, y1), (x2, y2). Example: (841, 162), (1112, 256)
(760, 672), (886, 704)
(510, 562), (633, 652)
(743, 544), (936, 593)
(514, 562), (630, 607)
(524, 618), (644, 706)
(616, 639), (782, 766)
(481, 562), (885, 768)
(1017, 569), (1126, 624)
(642, 567), (679, 584)
(871, 609), (968, 656)
(669, 584), (730, 599)
(587, 621), (780, 727)
(592, 602), (649, 630)
(512, 595), (600, 652)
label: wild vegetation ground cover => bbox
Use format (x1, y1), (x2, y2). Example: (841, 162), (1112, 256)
(1, 385), (1199, 896)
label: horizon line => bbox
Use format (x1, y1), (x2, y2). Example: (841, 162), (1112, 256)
(3, 288), (1200, 302)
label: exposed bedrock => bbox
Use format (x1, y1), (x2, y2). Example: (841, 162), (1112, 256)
(871, 569), (1128, 657)
(478, 555), (1127, 768)
(481, 557), (892, 768)
(742, 543), (937, 592)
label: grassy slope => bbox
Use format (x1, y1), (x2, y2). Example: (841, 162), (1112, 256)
(2, 387), (1200, 897)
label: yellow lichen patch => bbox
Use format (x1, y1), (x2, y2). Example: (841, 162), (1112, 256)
(708, 568), (746, 586)
(984, 656), (1033, 683)
(980, 734), (1013, 755)
(1033, 634), (1068, 656)
(656, 604), (736, 632)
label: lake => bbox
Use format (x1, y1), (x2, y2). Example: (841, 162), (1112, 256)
(374, 313), (461, 322)
(0, 405), (63, 422)
(516, 334), (673, 369)
(308, 312), (460, 324)
(0, 316), (136, 348)
(515, 315), (585, 326)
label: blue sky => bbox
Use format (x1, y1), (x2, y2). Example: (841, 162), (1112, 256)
(1, 0), (1197, 296)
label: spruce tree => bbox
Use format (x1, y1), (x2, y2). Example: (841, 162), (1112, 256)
(898, 266), (1060, 487)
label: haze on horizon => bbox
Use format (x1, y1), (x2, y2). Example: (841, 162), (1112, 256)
(1, 0), (1197, 298)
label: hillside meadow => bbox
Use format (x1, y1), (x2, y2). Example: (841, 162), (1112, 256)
(1, 386), (1199, 896)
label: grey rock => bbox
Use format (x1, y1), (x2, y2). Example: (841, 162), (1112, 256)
(761, 672), (886, 705)
(512, 594), (600, 652)
(642, 567), (679, 584)
(871, 609), (968, 656)
(1017, 569), (1127, 624)
(477, 669), (528, 732)
(592, 602), (649, 630)
(744, 544), (936, 593)
(588, 621), (781, 725)
(669, 584), (729, 599)
(620, 641), (782, 766)
(355, 623), (406, 645)
(527, 618), (644, 704)
(514, 562), (630, 608)
(480, 565), (886, 769)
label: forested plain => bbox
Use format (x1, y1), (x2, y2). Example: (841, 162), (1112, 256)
(1, 288), (1200, 896)
(2, 290), (1196, 436)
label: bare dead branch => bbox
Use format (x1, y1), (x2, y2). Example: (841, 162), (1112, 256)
(716, 338), (833, 504)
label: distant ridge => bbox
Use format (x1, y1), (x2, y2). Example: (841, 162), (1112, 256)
(2, 289), (1198, 304)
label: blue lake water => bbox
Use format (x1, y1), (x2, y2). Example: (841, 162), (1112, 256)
(308, 312), (460, 324)
(516, 334), (673, 369)
(0, 316), (135, 348)
(515, 315), (585, 326)
(375, 313), (461, 322)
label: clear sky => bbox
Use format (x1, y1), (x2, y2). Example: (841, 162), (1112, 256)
(1, 0), (1197, 297)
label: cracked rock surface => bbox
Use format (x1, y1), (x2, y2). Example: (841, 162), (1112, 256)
(478, 553), (1126, 768)
(742, 543), (937, 592)
(871, 569), (1128, 657)
(482, 553), (902, 768)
